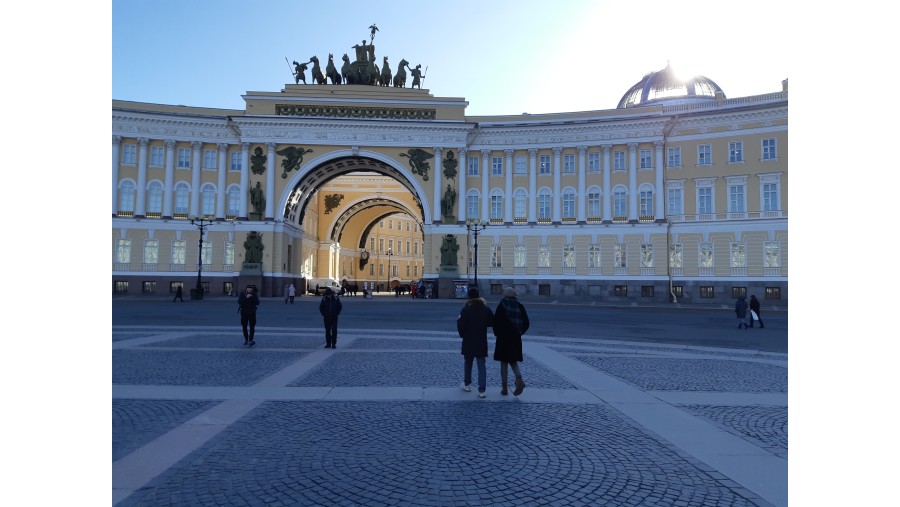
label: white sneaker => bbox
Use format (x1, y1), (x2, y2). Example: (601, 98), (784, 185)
(478, 391), (486, 398)
(461, 384), (471, 392)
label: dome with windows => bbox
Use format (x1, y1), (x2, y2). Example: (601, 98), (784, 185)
(617, 63), (725, 109)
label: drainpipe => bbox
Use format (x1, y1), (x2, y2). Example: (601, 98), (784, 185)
(662, 115), (678, 303)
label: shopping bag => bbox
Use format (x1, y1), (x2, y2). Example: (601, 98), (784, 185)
(750, 310), (759, 321)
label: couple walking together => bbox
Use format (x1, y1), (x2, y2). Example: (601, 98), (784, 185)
(457, 286), (529, 398)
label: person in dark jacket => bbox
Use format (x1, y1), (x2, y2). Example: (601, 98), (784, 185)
(492, 287), (530, 396)
(748, 295), (765, 328)
(735, 295), (749, 329)
(319, 288), (343, 348)
(457, 287), (494, 398)
(238, 285), (260, 346)
(173, 285), (183, 302)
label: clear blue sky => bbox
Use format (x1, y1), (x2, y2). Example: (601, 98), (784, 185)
(112, 0), (791, 115)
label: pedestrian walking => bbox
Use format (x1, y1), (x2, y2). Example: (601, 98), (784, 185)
(238, 285), (261, 346)
(288, 283), (296, 304)
(173, 285), (183, 302)
(492, 287), (529, 396)
(456, 287), (494, 398)
(749, 294), (765, 328)
(735, 295), (749, 329)
(320, 287), (342, 348)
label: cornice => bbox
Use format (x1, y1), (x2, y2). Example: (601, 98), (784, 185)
(471, 118), (670, 147)
(233, 120), (470, 146)
(671, 107), (788, 135)
(112, 113), (237, 143)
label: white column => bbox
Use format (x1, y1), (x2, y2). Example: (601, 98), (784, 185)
(432, 146), (442, 222)
(239, 143), (250, 219)
(552, 147), (562, 222)
(654, 141), (665, 221)
(266, 142), (276, 220)
(457, 147), (467, 220)
(504, 149), (513, 223)
(135, 138), (149, 217)
(481, 149), (490, 222)
(190, 141), (202, 217)
(577, 146), (587, 222)
(112, 135), (121, 215)
(163, 140), (176, 218)
(216, 143), (228, 219)
(602, 145), (612, 222)
(528, 148), (537, 222)
(628, 143), (638, 221)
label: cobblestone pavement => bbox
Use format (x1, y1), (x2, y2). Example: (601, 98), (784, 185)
(112, 327), (787, 506)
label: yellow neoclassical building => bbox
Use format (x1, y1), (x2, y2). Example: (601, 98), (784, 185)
(112, 63), (787, 305)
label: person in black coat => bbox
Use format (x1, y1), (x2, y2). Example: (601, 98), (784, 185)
(456, 287), (494, 398)
(492, 287), (530, 396)
(748, 294), (765, 328)
(735, 295), (749, 329)
(319, 288), (343, 348)
(238, 285), (260, 346)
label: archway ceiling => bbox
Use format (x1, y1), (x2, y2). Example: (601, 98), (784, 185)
(332, 198), (423, 245)
(284, 156), (424, 225)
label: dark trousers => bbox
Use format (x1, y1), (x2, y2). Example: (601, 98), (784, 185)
(324, 316), (339, 345)
(749, 311), (765, 328)
(241, 312), (257, 341)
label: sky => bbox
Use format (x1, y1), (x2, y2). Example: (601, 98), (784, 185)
(111, 0), (791, 115)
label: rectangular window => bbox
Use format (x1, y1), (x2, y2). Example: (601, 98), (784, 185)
(539, 155), (551, 174)
(563, 154), (575, 174)
(640, 244), (653, 268)
(732, 286), (747, 299)
(201, 241), (213, 265)
(490, 195), (502, 220)
(204, 149), (217, 169)
(667, 147), (681, 168)
(514, 245), (526, 268)
(114, 281), (129, 294)
(762, 138), (777, 160)
(700, 286), (715, 298)
(613, 151), (626, 171)
(492, 157), (503, 176)
(538, 245), (550, 268)
(614, 285), (628, 297)
(538, 193), (551, 220)
(515, 155), (527, 175)
(672, 285), (683, 298)
(639, 149), (652, 169)
(170, 281), (184, 293)
(640, 190), (653, 217)
(468, 157), (479, 176)
(143, 239), (159, 264)
(730, 242), (746, 268)
(224, 282), (233, 295)
(588, 244), (601, 268)
(230, 152), (242, 171)
(122, 144), (136, 164)
(700, 242), (714, 268)
(562, 192), (575, 219)
(150, 146), (164, 166)
(490, 244), (501, 268)
(563, 245), (575, 268)
(171, 240), (186, 264)
(765, 287), (781, 300)
(588, 152), (600, 173)
(613, 190), (627, 218)
(587, 191), (601, 219)
(667, 187), (683, 215)
(698, 187), (713, 215)
(614, 244), (626, 268)
(142, 281), (156, 294)
(514, 192), (527, 219)
(641, 286), (654, 298)
(729, 142), (743, 163)
(467, 195), (479, 219)
(177, 148), (191, 168)
(763, 183), (779, 211)
(729, 184), (745, 213)
(116, 239), (131, 264)
(698, 144), (711, 166)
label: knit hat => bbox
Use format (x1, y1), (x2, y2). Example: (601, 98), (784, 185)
(467, 287), (480, 299)
(503, 287), (517, 298)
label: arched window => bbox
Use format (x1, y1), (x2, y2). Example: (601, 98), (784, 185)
(174, 182), (190, 215)
(201, 183), (216, 217)
(613, 186), (627, 218)
(147, 181), (163, 214)
(227, 185), (240, 217)
(538, 188), (552, 220)
(514, 188), (527, 220)
(119, 180), (135, 212)
(639, 184), (654, 217)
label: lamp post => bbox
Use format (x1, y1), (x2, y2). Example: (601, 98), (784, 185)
(465, 219), (489, 288)
(386, 249), (394, 295)
(190, 215), (213, 300)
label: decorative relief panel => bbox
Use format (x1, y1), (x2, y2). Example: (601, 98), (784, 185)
(276, 104), (436, 120)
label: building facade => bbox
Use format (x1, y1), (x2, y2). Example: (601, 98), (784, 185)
(112, 64), (787, 306)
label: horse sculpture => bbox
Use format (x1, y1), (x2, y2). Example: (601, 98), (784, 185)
(393, 58), (408, 88)
(309, 55), (327, 85)
(380, 56), (392, 87)
(326, 53), (341, 84)
(341, 54), (353, 84)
